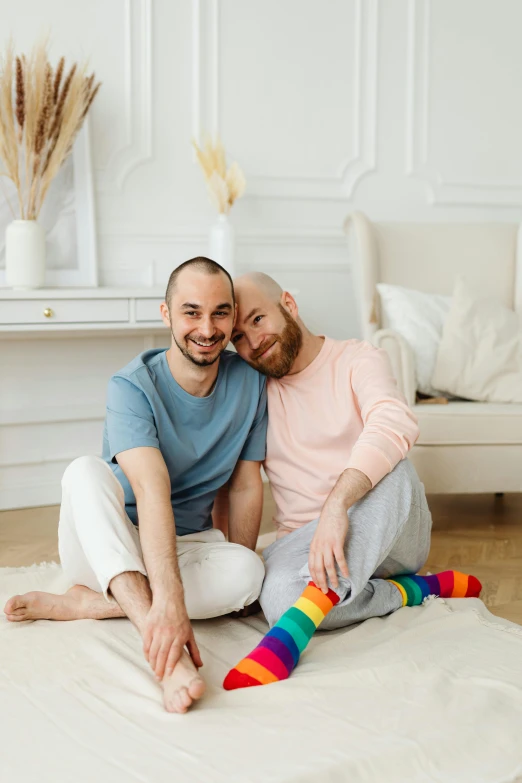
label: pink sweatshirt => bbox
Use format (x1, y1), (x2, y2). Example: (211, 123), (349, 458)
(264, 336), (420, 537)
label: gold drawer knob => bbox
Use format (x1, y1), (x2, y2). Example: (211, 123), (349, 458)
(43, 308), (54, 319)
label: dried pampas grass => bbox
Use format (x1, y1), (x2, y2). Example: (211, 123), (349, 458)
(192, 135), (246, 213)
(0, 38), (101, 219)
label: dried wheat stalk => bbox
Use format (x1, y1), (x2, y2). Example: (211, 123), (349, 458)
(0, 38), (101, 219)
(192, 135), (246, 214)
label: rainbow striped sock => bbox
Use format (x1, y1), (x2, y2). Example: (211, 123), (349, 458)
(223, 571), (482, 690)
(387, 570), (482, 606)
(223, 582), (339, 690)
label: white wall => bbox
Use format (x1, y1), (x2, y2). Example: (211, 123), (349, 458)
(2, 0), (522, 507)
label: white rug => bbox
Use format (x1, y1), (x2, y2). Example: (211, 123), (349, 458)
(1, 563), (522, 783)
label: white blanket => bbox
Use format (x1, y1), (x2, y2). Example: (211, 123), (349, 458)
(1, 563), (522, 783)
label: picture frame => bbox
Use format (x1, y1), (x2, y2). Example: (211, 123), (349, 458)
(0, 118), (98, 288)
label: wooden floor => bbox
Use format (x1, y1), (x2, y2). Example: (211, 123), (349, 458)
(1, 488), (521, 624)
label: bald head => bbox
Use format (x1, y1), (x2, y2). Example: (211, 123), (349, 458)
(234, 272), (283, 304)
(232, 272), (303, 378)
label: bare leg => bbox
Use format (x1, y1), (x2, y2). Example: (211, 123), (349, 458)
(108, 571), (205, 714)
(4, 571), (205, 714)
(4, 585), (126, 622)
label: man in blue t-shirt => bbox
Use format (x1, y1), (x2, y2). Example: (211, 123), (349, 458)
(3, 258), (267, 716)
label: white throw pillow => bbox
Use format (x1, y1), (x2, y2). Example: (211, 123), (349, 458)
(431, 277), (522, 403)
(376, 283), (451, 396)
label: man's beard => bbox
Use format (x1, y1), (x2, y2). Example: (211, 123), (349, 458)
(250, 305), (302, 378)
(172, 331), (226, 367)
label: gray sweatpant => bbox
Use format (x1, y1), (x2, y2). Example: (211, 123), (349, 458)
(260, 459), (432, 630)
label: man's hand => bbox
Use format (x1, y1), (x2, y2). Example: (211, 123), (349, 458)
(143, 600), (203, 680)
(309, 499), (350, 593)
(308, 468), (372, 593)
(116, 448), (201, 680)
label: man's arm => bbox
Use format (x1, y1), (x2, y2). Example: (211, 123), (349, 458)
(327, 467), (372, 510)
(117, 446), (181, 597)
(116, 446), (202, 676)
(227, 459), (263, 551)
(212, 482), (229, 536)
(309, 344), (419, 593)
(345, 344), (419, 486)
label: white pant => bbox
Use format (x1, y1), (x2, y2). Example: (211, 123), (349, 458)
(58, 456), (265, 619)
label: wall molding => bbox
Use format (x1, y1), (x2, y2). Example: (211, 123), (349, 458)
(0, 404), (105, 427)
(99, 260), (351, 288)
(102, 229), (347, 245)
(0, 481), (62, 510)
(96, 0), (153, 192)
(0, 462), (70, 509)
(99, 229), (350, 285)
(406, 0), (522, 207)
(237, 262), (351, 274)
(99, 257), (352, 281)
(193, 0), (378, 200)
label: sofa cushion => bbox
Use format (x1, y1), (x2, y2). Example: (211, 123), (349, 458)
(432, 277), (522, 403)
(414, 401), (522, 445)
(376, 282), (451, 397)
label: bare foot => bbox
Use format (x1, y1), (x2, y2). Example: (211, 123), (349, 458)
(3, 585), (126, 622)
(161, 649), (206, 714)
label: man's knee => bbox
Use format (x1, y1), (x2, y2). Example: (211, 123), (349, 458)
(391, 458), (427, 505)
(356, 458), (421, 519)
(384, 458), (417, 495)
(62, 455), (107, 489)
(208, 545), (265, 615)
(232, 546), (265, 605)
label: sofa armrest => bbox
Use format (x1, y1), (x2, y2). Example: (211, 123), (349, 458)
(372, 329), (416, 408)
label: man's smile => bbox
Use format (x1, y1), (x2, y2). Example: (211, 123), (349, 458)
(254, 341), (278, 360)
(189, 337), (221, 351)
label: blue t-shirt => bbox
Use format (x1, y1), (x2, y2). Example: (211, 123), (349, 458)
(101, 348), (267, 536)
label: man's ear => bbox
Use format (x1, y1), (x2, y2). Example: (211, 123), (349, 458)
(280, 290), (298, 318)
(160, 302), (171, 328)
(233, 301), (238, 327)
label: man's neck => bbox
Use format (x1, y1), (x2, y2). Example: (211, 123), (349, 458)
(287, 326), (325, 375)
(165, 345), (220, 397)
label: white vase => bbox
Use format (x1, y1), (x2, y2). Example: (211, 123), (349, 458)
(208, 213), (235, 277)
(5, 219), (46, 289)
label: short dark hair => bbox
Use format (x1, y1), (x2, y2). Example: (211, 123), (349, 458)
(165, 256), (235, 308)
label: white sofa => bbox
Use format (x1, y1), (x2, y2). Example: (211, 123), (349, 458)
(344, 211), (522, 494)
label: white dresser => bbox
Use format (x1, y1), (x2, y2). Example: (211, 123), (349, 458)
(0, 287), (170, 510)
(0, 287), (167, 338)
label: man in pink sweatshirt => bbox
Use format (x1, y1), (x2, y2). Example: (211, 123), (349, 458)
(222, 272), (480, 691)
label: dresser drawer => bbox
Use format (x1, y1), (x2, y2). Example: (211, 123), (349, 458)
(135, 298), (164, 322)
(0, 298), (129, 325)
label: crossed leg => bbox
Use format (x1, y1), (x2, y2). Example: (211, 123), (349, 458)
(261, 459), (433, 630)
(4, 456), (264, 713)
(4, 560), (205, 714)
